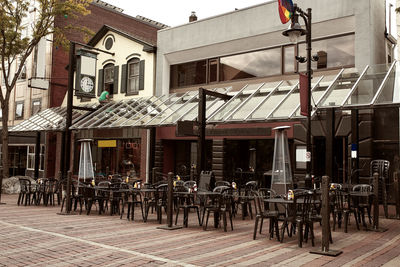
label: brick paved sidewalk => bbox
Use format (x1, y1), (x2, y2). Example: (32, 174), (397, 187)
(1, 194), (400, 266)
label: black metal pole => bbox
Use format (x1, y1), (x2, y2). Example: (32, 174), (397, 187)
(60, 131), (66, 178)
(64, 41), (75, 214)
(149, 127), (156, 182)
(34, 131), (41, 180)
(351, 109), (359, 184)
(325, 108), (334, 180)
(197, 88), (206, 180)
(306, 8), (313, 181)
(157, 172), (182, 230)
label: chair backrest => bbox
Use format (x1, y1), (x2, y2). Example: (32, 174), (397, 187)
(215, 181), (230, 187)
(184, 180), (197, 188)
(110, 182), (122, 190)
(245, 181), (258, 195)
(156, 184), (168, 204)
(331, 188), (345, 211)
(294, 190), (313, 220)
(352, 184), (372, 192)
(370, 160), (390, 180)
(45, 178), (58, 193)
(213, 185), (229, 193)
(19, 178), (31, 193)
(120, 182), (129, 189)
(329, 183), (343, 190)
(250, 190), (265, 215)
(258, 188), (276, 198)
(198, 171), (214, 191)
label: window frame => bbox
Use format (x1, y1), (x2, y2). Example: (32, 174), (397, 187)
(126, 58), (140, 95)
(26, 145), (45, 171)
(15, 101), (24, 120)
(169, 32), (355, 89)
(31, 98), (41, 115)
(103, 63), (115, 95)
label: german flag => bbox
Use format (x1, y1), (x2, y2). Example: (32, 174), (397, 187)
(278, 0), (293, 24)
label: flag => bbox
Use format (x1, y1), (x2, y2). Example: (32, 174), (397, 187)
(278, 0), (293, 24)
(299, 72), (309, 116)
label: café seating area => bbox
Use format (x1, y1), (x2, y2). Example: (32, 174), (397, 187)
(15, 166), (395, 250)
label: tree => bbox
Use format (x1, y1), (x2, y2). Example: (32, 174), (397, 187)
(0, 0), (92, 201)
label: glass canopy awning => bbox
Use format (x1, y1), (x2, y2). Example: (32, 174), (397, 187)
(11, 62), (400, 133)
(70, 61), (400, 130)
(10, 106), (90, 132)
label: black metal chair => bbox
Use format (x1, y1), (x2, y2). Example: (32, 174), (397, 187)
(370, 160), (390, 218)
(174, 185), (201, 227)
(252, 190), (280, 240)
(18, 178), (37, 206)
(203, 186), (233, 232)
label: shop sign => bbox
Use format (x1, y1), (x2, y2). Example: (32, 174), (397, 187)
(98, 140), (117, 147)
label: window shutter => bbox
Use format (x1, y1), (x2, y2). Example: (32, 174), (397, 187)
(139, 60), (145, 90)
(97, 69), (103, 96)
(121, 64), (127, 94)
(113, 65), (119, 94)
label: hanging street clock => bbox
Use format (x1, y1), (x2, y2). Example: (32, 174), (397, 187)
(75, 49), (98, 98)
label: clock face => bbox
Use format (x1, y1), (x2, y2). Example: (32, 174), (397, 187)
(80, 76), (94, 93)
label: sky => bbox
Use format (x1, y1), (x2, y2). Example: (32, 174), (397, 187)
(100, 0), (272, 27)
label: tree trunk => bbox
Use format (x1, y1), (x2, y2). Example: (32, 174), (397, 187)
(0, 103), (9, 202)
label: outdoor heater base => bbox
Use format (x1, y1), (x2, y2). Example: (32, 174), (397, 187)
(310, 249), (343, 257)
(157, 225), (183, 230)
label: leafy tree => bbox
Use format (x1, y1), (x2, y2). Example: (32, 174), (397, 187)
(0, 0), (92, 201)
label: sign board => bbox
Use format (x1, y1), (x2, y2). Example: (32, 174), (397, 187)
(75, 49), (98, 98)
(176, 121), (197, 136)
(28, 78), (49, 90)
(351, 143), (358, 158)
(98, 140), (117, 148)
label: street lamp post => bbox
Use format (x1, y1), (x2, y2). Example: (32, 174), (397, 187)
(282, 4), (313, 187)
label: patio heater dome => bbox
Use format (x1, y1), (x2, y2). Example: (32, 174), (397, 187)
(78, 139), (95, 183)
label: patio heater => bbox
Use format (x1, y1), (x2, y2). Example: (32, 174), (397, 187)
(270, 126), (292, 195)
(78, 139), (95, 185)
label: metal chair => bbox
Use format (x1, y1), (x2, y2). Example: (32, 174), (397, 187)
(370, 160), (390, 218)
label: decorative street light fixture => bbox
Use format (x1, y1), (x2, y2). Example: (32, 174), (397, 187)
(282, 4), (313, 187)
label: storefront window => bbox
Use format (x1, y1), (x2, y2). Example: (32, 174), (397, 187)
(27, 145), (44, 170)
(298, 34), (355, 72)
(170, 60), (206, 88)
(220, 48), (281, 81)
(169, 34), (354, 89)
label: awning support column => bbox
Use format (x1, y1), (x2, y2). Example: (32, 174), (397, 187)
(351, 109), (359, 184)
(197, 88), (206, 179)
(148, 127), (156, 183)
(34, 132), (41, 179)
(325, 108), (335, 180)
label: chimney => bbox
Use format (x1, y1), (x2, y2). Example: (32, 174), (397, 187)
(189, 11), (197, 22)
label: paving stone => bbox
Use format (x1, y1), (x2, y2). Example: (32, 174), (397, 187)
(1, 194), (400, 266)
